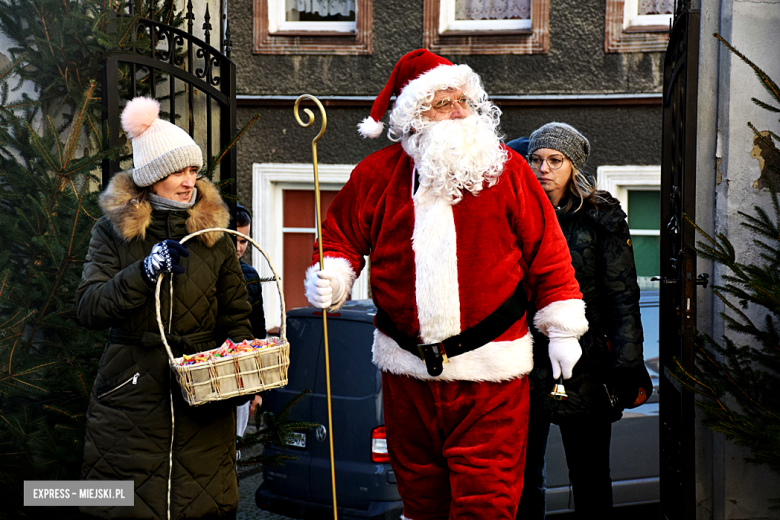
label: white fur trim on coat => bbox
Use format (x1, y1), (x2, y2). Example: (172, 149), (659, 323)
(533, 298), (588, 338)
(358, 117), (384, 139)
(304, 256), (357, 312)
(412, 188), (460, 343)
(372, 329), (533, 382)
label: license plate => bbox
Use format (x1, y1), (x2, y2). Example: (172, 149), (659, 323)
(286, 431), (306, 449)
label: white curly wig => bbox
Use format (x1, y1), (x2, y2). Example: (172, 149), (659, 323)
(388, 64), (508, 204)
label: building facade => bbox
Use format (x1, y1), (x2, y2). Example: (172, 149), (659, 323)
(229, 0), (668, 327)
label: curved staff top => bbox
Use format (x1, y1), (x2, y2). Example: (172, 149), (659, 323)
(294, 94), (338, 520)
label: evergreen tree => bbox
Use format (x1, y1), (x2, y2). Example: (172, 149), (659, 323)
(674, 33), (780, 510)
(0, 0), (182, 516)
(0, 1), (301, 517)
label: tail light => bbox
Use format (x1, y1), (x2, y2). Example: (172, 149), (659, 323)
(371, 426), (389, 463)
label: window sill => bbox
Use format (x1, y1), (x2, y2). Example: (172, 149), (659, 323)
(624, 24), (669, 34)
(438, 28), (533, 37)
(268, 30), (358, 37)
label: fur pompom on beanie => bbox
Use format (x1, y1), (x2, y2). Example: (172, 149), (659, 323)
(121, 97), (203, 187)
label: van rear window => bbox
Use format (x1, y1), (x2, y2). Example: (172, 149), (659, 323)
(287, 317), (379, 398)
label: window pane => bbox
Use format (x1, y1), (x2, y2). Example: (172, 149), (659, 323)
(283, 190), (314, 228)
(321, 190), (338, 221)
(638, 0), (674, 15)
(455, 0), (530, 20)
(627, 190), (660, 230)
(283, 189), (339, 228)
(284, 232), (316, 310)
(632, 235), (659, 278)
(285, 0), (356, 21)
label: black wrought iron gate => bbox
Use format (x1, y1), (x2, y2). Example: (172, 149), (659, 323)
(658, 4), (701, 519)
(101, 2), (236, 204)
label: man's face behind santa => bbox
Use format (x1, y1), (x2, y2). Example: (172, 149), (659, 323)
(403, 102), (507, 204)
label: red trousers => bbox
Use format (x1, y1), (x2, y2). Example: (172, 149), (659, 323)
(382, 372), (530, 520)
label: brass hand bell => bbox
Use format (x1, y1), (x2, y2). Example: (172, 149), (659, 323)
(549, 377), (568, 401)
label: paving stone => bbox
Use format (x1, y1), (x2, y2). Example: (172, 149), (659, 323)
(237, 438), (295, 520)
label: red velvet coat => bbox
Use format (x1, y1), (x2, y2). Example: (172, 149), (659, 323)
(312, 143), (587, 382)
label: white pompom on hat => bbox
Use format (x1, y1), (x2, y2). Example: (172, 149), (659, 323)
(121, 97), (203, 187)
(357, 49), (454, 139)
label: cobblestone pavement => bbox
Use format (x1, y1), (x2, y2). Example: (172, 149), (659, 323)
(234, 439), (659, 520)
(237, 468), (293, 520)
(236, 434), (294, 520)
(235, 466), (660, 520)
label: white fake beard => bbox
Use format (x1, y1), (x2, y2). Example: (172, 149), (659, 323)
(402, 114), (507, 204)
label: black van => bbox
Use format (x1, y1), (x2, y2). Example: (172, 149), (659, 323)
(256, 300), (403, 520)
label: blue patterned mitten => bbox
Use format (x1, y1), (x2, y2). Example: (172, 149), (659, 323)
(142, 239), (189, 285)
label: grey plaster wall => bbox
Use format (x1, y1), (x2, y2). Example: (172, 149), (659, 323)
(230, 0), (664, 96)
(694, 0), (780, 518)
(717, 1), (780, 517)
(229, 0), (665, 270)
(234, 103), (662, 209)
(230, 0), (665, 209)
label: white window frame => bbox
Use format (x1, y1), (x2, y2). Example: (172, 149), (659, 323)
(597, 165), (661, 288)
(268, 0), (357, 33)
(596, 165), (660, 211)
(622, 0), (673, 29)
(252, 163), (369, 330)
(439, 0), (531, 33)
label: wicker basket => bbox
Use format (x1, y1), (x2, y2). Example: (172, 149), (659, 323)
(155, 228), (290, 406)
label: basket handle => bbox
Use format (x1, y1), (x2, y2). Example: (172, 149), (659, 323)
(155, 227), (287, 365)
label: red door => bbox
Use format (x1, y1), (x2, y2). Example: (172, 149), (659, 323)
(282, 189), (339, 311)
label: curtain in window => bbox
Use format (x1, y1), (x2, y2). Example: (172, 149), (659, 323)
(286, 0), (356, 18)
(638, 0), (674, 15)
(454, 0), (531, 21)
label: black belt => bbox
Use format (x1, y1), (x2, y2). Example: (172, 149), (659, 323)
(108, 328), (215, 351)
(375, 281), (528, 377)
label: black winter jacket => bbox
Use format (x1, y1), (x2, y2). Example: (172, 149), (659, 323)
(76, 171), (253, 519)
(240, 260), (267, 338)
(529, 192), (653, 424)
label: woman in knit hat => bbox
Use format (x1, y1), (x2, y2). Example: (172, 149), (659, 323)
(77, 97), (253, 520)
(516, 122), (653, 519)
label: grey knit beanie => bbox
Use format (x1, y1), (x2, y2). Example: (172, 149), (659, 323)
(528, 122), (590, 171)
(120, 97), (203, 187)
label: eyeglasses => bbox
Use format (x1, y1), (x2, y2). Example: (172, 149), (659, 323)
(431, 96), (469, 113)
(528, 154), (566, 170)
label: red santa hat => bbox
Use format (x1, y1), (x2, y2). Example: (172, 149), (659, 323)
(357, 49), (455, 139)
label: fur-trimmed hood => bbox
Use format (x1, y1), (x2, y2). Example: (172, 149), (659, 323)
(99, 170), (229, 247)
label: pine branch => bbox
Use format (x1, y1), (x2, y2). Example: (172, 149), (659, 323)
(715, 33), (780, 107)
(205, 113), (259, 177)
(748, 122), (780, 158)
(62, 81), (96, 170)
(752, 98), (780, 114)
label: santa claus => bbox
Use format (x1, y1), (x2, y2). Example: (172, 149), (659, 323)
(304, 49), (588, 520)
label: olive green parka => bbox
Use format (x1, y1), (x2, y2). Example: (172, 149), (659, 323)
(77, 171), (253, 519)
(529, 192), (653, 424)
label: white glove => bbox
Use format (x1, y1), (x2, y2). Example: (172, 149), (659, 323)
(547, 328), (582, 380)
(304, 269), (345, 309)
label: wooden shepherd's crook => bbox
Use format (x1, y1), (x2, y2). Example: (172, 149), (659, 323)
(294, 94), (338, 520)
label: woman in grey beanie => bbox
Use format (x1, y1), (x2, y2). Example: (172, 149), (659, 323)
(77, 97), (253, 520)
(516, 122), (653, 519)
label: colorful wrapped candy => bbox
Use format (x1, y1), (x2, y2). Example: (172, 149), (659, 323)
(178, 337), (282, 366)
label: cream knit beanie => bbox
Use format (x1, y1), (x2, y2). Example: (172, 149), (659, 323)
(121, 97), (203, 187)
